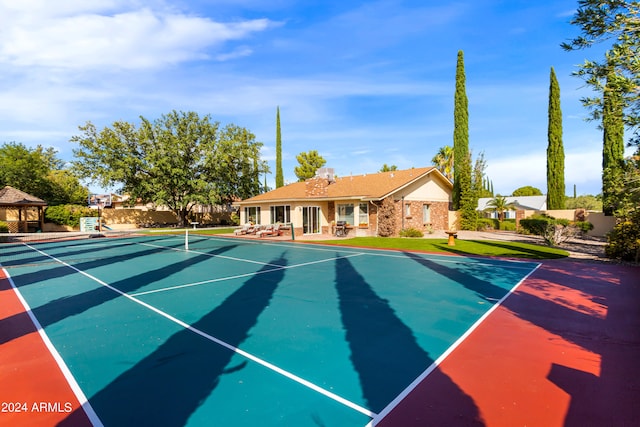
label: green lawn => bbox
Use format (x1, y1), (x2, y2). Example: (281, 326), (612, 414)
(315, 237), (569, 260)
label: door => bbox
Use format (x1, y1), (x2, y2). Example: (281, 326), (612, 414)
(302, 206), (321, 234)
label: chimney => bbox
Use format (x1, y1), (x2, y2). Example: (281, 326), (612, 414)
(305, 167), (334, 197)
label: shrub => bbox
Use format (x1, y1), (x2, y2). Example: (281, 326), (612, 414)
(606, 211), (640, 262)
(230, 212), (240, 226)
(499, 221), (517, 231)
(544, 223), (577, 246)
(477, 218), (498, 231)
(45, 205), (97, 227)
(520, 215), (581, 246)
(519, 216), (554, 235)
(399, 228), (424, 237)
(0, 221), (8, 233)
(573, 221), (594, 234)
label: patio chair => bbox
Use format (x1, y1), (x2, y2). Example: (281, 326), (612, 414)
(234, 223), (252, 235)
(257, 223), (281, 238)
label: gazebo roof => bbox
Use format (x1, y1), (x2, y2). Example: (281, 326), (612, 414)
(0, 186), (47, 207)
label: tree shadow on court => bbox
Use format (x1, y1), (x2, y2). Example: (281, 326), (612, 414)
(401, 251), (507, 302)
(58, 255), (287, 427)
(334, 256), (482, 423)
(501, 261), (640, 426)
(0, 244), (240, 345)
(2, 236), (180, 289)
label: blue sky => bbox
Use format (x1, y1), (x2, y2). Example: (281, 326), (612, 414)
(0, 0), (624, 196)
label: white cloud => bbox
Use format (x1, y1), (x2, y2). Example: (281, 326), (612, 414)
(0, 2), (276, 70)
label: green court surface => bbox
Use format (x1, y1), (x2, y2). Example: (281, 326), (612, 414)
(1, 234), (540, 426)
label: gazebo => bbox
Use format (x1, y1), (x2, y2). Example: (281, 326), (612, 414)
(0, 186), (47, 232)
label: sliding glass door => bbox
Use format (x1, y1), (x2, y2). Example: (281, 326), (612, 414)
(302, 206), (320, 234)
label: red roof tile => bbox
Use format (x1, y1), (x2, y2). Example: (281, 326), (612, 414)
(239, 167), (450, 204)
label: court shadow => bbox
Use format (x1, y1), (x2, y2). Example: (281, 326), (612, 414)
(0, 244), (239, 345)
(59, 255), (287, 427)
(3, 236), (179, 289)
(503, 262), (640, 426)
(401, 252), (507, 302)
(334, 256), (482, 421)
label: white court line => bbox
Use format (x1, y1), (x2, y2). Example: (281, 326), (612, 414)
(22, 244), (376, 420)
(139, 242), (283, 267)
(129, 252), (366, 297)
(364, 261), (542, 427)
(2, 267), (104, 427)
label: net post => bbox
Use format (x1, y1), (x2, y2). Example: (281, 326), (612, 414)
(185, 228), (189, 250)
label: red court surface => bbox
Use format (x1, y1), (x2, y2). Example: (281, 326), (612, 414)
(2, 258), (639, 427)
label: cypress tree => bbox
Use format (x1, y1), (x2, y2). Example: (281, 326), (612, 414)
(453, 50), (469, 210)
(275, 106), (284, 188)
(452, 50), (476, 229)
(546, 67), (565, 209)
(602, 66), (625, 216)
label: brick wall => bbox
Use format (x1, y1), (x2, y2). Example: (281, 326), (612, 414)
(394, 200), (449, 233)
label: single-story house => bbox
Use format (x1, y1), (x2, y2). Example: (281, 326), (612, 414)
(236, 167), (453, 237)
(477, 195), (547, 219)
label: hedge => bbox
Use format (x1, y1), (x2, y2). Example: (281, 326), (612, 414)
(45, 205), (97, 227)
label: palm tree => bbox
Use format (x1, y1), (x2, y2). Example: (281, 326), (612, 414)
(431, 145), (454, 181)
(485, 195), (515, 222)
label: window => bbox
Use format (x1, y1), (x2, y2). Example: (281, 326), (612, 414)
(337, 203), (354, 225)
(358, 202), (369, 226)
(270, 205), (290, 223)
(422, 204), (431, 224)
(244, 206), (261, 224)
(405, 203), (411, 217)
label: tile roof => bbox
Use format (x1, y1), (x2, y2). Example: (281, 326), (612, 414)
(239, 167), (450, 204)
(0, 186), (47, 206)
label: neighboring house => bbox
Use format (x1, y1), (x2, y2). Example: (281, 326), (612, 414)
(477, 195), (547, 219)
(236, 167), (453, 237)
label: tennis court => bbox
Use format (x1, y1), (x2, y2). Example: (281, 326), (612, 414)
(0, 232), (540, 426)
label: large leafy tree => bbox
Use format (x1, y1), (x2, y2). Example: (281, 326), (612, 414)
(563, 1), (640, 257)
(0, 142), (87, 204)
(547, 67), (566, 209)
(512, 186), (543, 196)
(294, 150), (326, 181)
(562, 1), (639, 215)
(561, 0), (640, 136)
(275, 106), (284, 188)
(71, 110), (267, 226)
